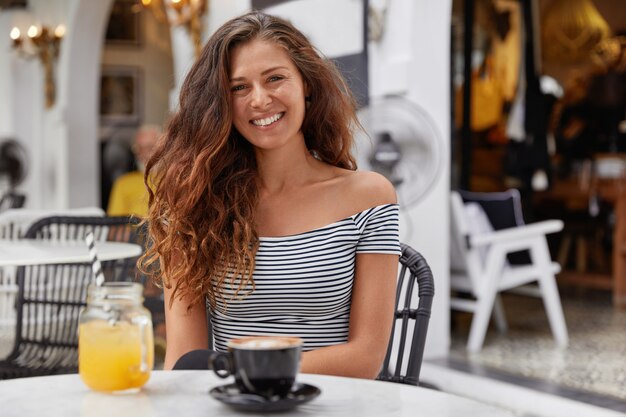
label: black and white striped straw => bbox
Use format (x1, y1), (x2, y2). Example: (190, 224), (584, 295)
(85, 231), (105, 286)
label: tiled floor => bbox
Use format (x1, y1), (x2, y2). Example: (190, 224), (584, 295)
(447, 288), (626, 412)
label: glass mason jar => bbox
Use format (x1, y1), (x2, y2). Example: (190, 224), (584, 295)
(79, 282), (154, 393)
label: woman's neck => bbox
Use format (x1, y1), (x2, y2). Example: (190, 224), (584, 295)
(255, 141), (322, 195)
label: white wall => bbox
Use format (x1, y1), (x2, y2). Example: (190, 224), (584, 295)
(264, 0), (363, 58)
(58, 0), (113, 208)
(368, 0), (452, 358)
(408, 0), (452, 359)
(0, 5), (52, 208)
(0, 12), (15, 137)
(205, 0), (251, 37)
(0, 0), (112, 209)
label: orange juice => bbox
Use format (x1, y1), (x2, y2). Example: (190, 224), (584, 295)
(79, 320), (154, 392)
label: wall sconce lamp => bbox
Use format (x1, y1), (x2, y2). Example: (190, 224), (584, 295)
(10, 24), (65, 108)
(141, 0), (207, 59)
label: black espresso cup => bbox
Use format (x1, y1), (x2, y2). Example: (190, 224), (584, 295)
(209, 336), (303, 398)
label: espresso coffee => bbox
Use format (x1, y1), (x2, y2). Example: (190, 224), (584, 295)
(210, 336), (303, 398)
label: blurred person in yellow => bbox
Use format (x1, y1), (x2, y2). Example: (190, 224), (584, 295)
(107, 125), (161, 217)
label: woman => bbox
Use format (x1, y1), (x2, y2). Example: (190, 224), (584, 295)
(141, 11), (400, 379)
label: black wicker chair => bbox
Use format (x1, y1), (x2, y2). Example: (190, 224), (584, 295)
(0, 216), (145, 379)
(377, 243), (434, 386)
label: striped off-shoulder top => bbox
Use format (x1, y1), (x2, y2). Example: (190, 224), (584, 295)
(211, 203), (401, 352)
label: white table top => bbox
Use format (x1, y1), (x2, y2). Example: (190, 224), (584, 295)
(0, 371), (514, 417)
(0, 239), (142, 267)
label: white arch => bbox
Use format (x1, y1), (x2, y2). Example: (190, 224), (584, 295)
(53, 0), (113, 208)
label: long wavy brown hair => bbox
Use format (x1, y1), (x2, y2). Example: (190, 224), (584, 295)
(139, 11), (360, 309)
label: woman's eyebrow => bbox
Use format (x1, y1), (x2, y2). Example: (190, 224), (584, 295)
(261, 66), (288, 75)
(230, 66), (289, 82)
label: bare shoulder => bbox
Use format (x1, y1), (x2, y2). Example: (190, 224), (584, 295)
(338, 170), (397, 210)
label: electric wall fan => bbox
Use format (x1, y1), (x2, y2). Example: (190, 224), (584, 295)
(355, 95), (443, 209)
(0, 139), (28, 209)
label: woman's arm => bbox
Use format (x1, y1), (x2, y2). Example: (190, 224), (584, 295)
(162, 263), (209, 370)
(299, 252), (398, 379)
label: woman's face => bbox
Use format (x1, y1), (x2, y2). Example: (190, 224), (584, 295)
(229, 39), (308, 152)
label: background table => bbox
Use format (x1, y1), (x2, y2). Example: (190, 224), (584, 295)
(535, 175), (626, 307)
(0, 239), (143, 358)
(0, 239), (142, 267)
(0, 370), (515, 416)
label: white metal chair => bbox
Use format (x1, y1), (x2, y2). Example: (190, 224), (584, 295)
(449, 189), (569, 352)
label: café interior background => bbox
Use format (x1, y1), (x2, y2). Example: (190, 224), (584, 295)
(1, 0), (626, 415)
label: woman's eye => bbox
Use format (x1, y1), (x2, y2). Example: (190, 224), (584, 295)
(231, 84), (246, 92)
(268, 75), (284, 82)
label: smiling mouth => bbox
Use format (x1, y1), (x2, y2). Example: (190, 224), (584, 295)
(251, 112), (284, 127)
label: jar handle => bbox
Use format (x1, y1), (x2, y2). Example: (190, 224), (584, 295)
(139, 319), (151, 373)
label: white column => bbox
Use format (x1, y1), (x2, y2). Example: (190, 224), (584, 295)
(369, 0), (452, 359)
(406, 0), (452, 359)
(55, 0), (114, 208)
(0, 12), (14, 137)
(0, 7), (46, 208)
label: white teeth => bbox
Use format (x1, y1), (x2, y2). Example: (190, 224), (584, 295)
(252, 113), (283, 126)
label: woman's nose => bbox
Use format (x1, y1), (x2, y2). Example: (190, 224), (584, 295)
(250, 86), (271, 108)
